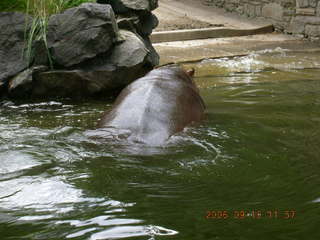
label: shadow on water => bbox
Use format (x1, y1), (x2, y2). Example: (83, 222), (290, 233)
(1, 48), (320, 239)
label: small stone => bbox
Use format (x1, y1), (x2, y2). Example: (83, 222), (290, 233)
(305, 24), (320, 37)
(296, 8), (316, 16)
(296, 0), (309, 8)
(262, 3), (284, 21)
(287, 18), (306, 34)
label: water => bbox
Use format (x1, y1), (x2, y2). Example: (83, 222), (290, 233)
(1, 49), (320, 240)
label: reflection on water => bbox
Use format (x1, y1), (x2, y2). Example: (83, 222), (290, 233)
(1, 49), (320, 239)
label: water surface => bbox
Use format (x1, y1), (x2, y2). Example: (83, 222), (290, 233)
(1, 48), (320, 239)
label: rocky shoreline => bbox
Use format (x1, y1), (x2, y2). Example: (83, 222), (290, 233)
(0, 0), (159, 99)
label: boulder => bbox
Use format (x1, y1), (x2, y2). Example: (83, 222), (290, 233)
(117, 12), (158, 36)
(138, 12), (159, 36)
(1, 2), (160, 99)
(32, 30), (152, 98)
(47, 3), (118, 67)
(97, 0), (158, 13)
(142, 36), (159, 67)
(0, 12), (32, 86)
(117, 13), (141, 32)
(8, 66), (48, 98)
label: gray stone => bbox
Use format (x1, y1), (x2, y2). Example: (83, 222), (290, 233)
(280, 0), (295, 8)
(117, 12), (158, 36)
(296, 0), (309, 8)
(107, 30), (149, 68)
(255, 5), (262, 16)
(142, 36), (160, 67)
(97, 0), (158, 13)
(117, 13), (141, 32)
(119, 0), (158, 11)
(0, 81), (5, 97)
(310, 0), (317, 8)
(305, 24), (320, 37)
(296, 8), (316, 15)
(8, 66), (48, 98)
(262, 3), (284, 20)
(138, 13), (159, 36)
(33, 30), (153, 98)
(317, 2), (320, 16)
(236, 5), (244, 14)
(33, 70), (112, 97)
(0, 12), (32, 86)
(48, 3), (118, 67)
(247, 4), (256, 17)
(287, 18), (306, 34)
(294, 15), (320, 24)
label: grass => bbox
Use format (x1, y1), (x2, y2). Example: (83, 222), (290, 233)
(0, 0), (95, 68)
(0, 0), (94, 13)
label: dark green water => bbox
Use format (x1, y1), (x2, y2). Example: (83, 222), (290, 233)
(1, 49), (320, 240)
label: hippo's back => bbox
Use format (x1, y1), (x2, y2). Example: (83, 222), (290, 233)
(98, 66), (205, 145)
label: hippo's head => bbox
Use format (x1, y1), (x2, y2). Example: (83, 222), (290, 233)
(153, 65), (197, 86)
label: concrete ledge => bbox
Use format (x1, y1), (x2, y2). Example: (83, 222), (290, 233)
(151, 25), (274, 43)
(153, 33), (314, 65)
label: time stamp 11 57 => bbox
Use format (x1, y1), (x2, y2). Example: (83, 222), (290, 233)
(205, 210), (296, 220)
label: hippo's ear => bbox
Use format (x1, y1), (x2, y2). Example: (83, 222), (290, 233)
(186, 68), (195, 77)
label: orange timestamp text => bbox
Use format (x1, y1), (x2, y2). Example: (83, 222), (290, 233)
(205, 210), (296, 220)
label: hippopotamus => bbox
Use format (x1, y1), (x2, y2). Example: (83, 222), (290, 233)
(97, 65), (205, 145)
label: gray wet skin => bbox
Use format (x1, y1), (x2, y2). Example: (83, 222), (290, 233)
(98, 65), (206, 145)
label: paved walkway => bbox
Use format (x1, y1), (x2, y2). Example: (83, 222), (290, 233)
(152, 0), (320, 65)
(153, 0), (270, 31)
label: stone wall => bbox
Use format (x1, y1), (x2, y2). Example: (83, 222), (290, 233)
(204, 0), (320, 40)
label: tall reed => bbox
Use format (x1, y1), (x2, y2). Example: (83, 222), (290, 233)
(24, 0), (94, 68)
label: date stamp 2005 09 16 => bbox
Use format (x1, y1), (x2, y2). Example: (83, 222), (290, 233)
(205, 210), (296, 220)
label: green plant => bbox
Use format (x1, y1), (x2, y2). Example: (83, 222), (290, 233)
(24, 0), (94, 68)
(0, 0), (26, 12)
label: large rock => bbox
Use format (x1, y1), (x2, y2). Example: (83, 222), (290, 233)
(97, 0), (158, 13)
(0, 12), (32, 86)
(32, 30), (152, 98)
(48, 3), (118, 67)
(142, 36), (159, 67)
(8, 66), (48, 98)
(117, 12), (158, 36)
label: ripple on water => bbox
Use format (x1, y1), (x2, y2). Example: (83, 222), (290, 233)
(1, 62), (320, 240)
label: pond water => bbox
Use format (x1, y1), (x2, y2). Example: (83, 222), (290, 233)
(1, 48), (320, 240)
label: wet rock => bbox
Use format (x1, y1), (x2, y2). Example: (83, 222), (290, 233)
(142, 36), (159, 67)
(33, 70), (106, 98)
(138, 12), (159, 36)
(117, 13), (141, 32)
(117, 12), (158, 36)
(8, 66), (48, 98)
(2, 2), (159, 99)
(108, 30), (149, 68)
(32, 30), (152, 98)
(0, 81), (5, 98)
(97, 0), (158, 13)
(47, 3), (118, 67)
(0, 12), (32, 86)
